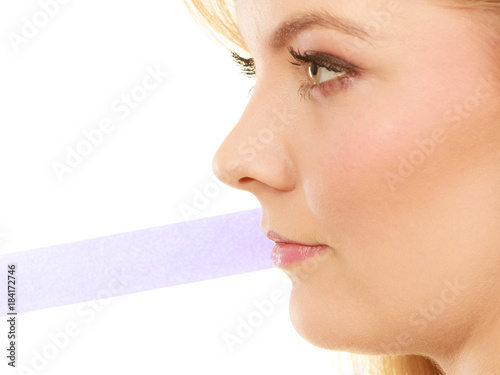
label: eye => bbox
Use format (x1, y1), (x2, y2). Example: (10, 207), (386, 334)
(230, 48), (360, 100)
(308, 62), (346, 85)
(287, 47), (359, 100)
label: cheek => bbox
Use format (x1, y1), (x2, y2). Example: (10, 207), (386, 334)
(299, 93), (469, 274)
(299, 83), (500, 319)
(300, 73), (476, 236)
(302, 109), (411, 235)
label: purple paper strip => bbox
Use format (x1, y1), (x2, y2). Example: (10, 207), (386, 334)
(0, 209), (274, 315)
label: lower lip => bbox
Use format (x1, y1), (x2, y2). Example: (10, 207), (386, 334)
(271, 243), (329, 268)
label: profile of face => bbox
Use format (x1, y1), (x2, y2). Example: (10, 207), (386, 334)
(212, 0), (500, 367)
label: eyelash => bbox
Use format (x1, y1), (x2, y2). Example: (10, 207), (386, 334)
(231, 47), (358, 100)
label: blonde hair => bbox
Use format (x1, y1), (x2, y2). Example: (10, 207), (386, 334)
(182, 0), (500, 374)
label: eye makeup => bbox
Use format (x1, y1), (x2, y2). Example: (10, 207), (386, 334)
(231, 46), (360, 100)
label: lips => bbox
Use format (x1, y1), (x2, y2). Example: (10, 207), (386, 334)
(266, 230), (329, 268)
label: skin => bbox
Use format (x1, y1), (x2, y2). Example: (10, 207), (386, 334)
(211, 0), (500, 374)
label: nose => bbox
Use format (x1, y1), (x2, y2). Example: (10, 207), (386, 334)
(212, 89), (297, 195)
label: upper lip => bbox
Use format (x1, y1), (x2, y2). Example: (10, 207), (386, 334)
(266, 230), (323, 247)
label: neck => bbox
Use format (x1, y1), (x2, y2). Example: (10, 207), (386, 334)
(433, 303), (500, 375)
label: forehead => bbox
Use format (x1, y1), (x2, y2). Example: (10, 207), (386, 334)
(233, 0), (399, 51)
(233, 0), (495, 67)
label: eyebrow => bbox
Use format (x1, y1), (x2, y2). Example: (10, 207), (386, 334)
(267, 8), (374, 50)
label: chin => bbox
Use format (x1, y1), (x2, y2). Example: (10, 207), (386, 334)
(287, 283), (392, 355)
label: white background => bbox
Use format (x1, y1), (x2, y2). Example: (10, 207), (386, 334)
(0, 0), (352, 373)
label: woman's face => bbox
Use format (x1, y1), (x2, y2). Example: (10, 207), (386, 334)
(213, 0), (500, 360)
